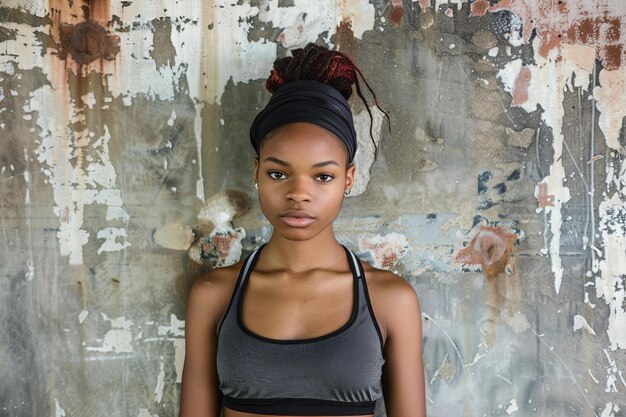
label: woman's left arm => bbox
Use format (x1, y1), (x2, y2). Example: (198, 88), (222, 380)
(380, 277), (427, 417)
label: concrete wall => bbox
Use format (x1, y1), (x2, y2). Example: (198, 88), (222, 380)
(1, 1), (625, 416)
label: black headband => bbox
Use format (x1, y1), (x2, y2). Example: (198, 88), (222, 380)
(249, 80), (357, 163)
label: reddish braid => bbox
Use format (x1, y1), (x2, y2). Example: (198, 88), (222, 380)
(266, 43), (391, 160)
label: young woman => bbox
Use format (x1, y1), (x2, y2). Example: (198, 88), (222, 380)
(179, 43), (426, 417)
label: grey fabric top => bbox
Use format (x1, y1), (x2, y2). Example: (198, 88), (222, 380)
(216, 243), (385, 403)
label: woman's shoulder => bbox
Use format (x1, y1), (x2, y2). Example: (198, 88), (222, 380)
(193, 259), (244, 288)
(361, 261), (417, 300)
(360, 261), (422, 335)
(187, 259), (246, 313)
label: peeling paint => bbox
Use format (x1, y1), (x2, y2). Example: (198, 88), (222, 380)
(454, 224), (519, 280)
(596, 194), (626, 350)
(359, 232), (409, 269)
(351, 105), (385, 196)
(573, 314), (597, 335)
(154, 357), (165, 404)
(54, 398), (66, 417)
(86, 314), (134, 353)
(154, 222), (195, 251)
(264, 0), (375, 49)
(498, 40), (595, 293)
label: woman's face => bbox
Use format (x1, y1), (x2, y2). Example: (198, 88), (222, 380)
(253, 122), (356, 241)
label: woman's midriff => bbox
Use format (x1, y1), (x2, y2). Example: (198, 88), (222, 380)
(224, 407), (374, 417)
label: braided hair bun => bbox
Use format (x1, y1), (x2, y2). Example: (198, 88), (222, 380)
(265, 43), (390, 159)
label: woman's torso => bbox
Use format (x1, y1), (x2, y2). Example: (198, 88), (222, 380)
(215, 244), (386, 417)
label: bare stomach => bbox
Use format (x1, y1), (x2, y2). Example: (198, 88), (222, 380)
(224, 407), (374, 417)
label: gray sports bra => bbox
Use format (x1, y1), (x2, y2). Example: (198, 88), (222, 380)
(216, 243), (386, 416)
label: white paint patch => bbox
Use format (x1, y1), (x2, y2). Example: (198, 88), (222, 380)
(154, 357), (165, 403)
(78, 310), (89, 324)
(81, 92), (96, 109)
(173, 338), (185, 384)
(96, 227), (132, 254)
(596, 194), (626, 350)
(158, 314), (185, 338)
(136, 409), (158, 417)
(498, 40), (595, 294)
(592, 60), (626, 154)
(86, 329), (133, 353)
(603, 348), (626, 394)
(601, 402), (621, 417)
(106, 207), (131, 223)
(194, 102), (206, 203)
(262, 0), (375, 49)
(506, 399), (518, 415)
(86, 314), (134, 353)
(167, 110), (177, 127)
(351, 106), (385, 196)
(54, 398), (66, 417)
(197, 192), (242, 226)
(573, 314), (596, 335)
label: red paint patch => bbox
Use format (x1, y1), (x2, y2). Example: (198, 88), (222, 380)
(511, 66), (531, 106)
(470, 0), (490, 17)
(604, 18), (620, 43)
(455, 225), (517, 280)
(389, 0), (404, 24)
(600, 44), (622, 70)
(576, 18), (598, 44)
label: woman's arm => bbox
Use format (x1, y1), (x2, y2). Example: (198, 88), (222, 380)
(179, 273), (226, 417)
(380, 277), (427, 417)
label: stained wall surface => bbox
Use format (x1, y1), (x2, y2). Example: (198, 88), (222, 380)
(1, 1), (625, 416)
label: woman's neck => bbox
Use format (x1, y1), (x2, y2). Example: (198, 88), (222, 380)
(260, 230), (347, 274)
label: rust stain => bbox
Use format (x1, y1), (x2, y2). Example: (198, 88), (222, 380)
(455, 225), (517, 280)
(88, 0), (112, 24)
(389, 0), (404, 24)
(58, 20), (120, 66)
(511, 66), (531, 106)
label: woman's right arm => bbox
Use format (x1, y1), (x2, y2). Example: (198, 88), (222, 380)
(179, 272), (226, 417)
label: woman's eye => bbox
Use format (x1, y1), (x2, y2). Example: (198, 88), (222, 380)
(316, 174), (335, 182)
(268, 171), (286, 180)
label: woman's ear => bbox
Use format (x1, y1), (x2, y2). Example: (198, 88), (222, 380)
(253, 157), (260, 184)
(345, 163), (356, 189)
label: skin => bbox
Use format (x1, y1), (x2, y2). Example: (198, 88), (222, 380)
(179, 122), (426, 417)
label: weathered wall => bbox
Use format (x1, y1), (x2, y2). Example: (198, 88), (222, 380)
(1, 0), (625, 416)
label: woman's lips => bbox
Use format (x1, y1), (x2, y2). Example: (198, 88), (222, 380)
(279, 210), (315, 228)
(280, 216), (316, 228)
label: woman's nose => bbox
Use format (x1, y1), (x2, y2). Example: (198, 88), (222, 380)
(286, 178), (312, 202)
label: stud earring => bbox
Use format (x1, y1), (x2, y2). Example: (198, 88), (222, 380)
(344, 188), (351, 196)
(254, 183), (258, 189)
